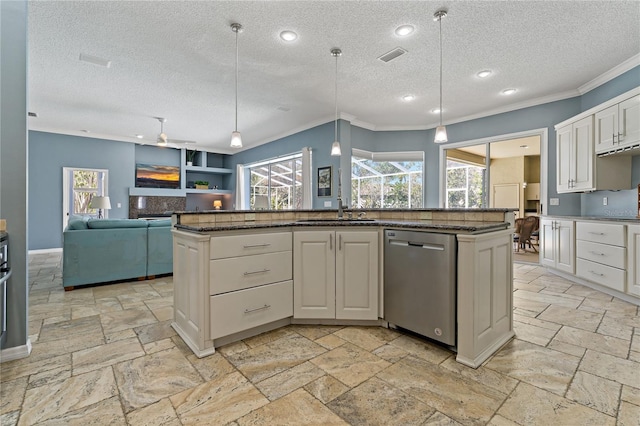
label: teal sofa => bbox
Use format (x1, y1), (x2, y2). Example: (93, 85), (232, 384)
(63, 217), (173, 289)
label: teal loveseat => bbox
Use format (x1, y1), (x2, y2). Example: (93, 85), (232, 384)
(63, 216), (173, 290)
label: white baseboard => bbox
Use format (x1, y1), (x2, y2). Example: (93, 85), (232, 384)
(0, 338), (32, 363)
(28, 248), (62, 255)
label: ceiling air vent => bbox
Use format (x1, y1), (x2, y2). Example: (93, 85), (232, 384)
(28, 112), (38, 118)
(378, 47), (408, 63)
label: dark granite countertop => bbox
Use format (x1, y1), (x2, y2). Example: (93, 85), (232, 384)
(172, 207), (514, 215)
(0, 231), (7, 242)
(542, 215), (639, 223)
(174, 219), (510, 234)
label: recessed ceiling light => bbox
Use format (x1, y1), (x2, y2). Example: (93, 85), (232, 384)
(395, 25), (414, 37)
(79, 53), (111, 68)
(81, 129), (91, 133)
(280, 31), (298, 42)
(477, 70), (492, 78)
(402, 94), (415, 102)
(135, 134), (144, 139)
(502, 88), (517, 95)
(520, 144), (529, 149)
(431, 108), (441, 114)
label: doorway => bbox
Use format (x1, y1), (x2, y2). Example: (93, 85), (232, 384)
(62, 167), (109, 230)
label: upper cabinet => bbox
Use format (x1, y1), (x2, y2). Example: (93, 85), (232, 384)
(595, 94), (640, 154)
(555, 88), (637, 194)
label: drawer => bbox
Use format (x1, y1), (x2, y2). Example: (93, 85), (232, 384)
(576, 222), (625, 246)
(576, 240), (626, 269)
(210, 232), (291, 259)
(210, 280), (293, 340)
(210, 251), (292, 295)
(576, 258), (625, 292)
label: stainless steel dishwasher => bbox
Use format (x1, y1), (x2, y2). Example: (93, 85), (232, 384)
(384, 229), (457, 347)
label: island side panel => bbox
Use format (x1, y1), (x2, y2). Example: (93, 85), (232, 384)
(171, 229), (215, 357)
(456, 228), (514, 368)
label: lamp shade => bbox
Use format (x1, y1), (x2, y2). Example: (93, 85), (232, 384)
(89, 196), (111, 210)
(213, 200), (222, 209)
(434, 125), (448, 143)
(331, 141), (342, 156)
(230, 131), (242, 148)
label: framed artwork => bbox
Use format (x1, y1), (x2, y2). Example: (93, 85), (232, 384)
(317, 166), (332, 197)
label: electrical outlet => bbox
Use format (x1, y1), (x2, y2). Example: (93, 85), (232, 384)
(549, 198), (559, 206)
(603, 197), (608, 206)
(117, 202), (122, 208)
(324, 201), (332, 207)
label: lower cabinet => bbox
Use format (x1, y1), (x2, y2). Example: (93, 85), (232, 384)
(628, 225), (640, 297)
(293, 229), (378, 320)
(540, 218), (575, 274)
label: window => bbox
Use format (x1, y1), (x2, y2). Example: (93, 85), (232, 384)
(445, 159), (485, 208)
(351, 149), (423, 208)
(62, 167), (108, 230)
(248, 153), (304, 210)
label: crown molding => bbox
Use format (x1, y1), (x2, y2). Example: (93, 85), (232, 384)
(578, 53), (640, 94)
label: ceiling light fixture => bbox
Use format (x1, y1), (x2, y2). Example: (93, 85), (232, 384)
(280, 30), (297, 42)
(520, 144), (529, 149)
(477, 70), (492, 78)
(230, 23), (243, 149)
(402, 94), (415, 102)
(135, 134), (144, 139)
(433, 9), (448, 143)
(331, 48), (342, 156)
(395, 25), (414, 37)
(502, 88), (516, 95)
(431, 108), (441, 114)
(156, 117), (168, 146)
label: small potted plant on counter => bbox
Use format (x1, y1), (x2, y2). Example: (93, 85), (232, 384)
(194, 180), (209, 190)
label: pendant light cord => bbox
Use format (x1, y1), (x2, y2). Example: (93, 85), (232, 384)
(334, 53), (338, 142)
(235, 27), (239, 132)
(438, 14), (443, 127)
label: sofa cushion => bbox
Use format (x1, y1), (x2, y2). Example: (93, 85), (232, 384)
(87, 219), (149, 229)
(67, 215), (90, 230)
(147, 218), (172, 227)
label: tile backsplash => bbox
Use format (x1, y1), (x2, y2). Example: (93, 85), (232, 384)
(129, 196), (185, 218)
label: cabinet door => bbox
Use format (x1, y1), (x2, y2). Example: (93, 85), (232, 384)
(628, 225), (640, 298)
(594, 105), (618, 154)
(540, 219), (557, 268)
(556, 125), (573, 193)
(335, 231), (378, 320)
(556, 220), (575, 274)
(524, 183), (540, 200)
(293, 231), (335, 319)
(619, 95), (640, 147)
(572, 116), (594, 192)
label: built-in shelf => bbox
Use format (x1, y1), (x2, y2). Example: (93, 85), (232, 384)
(185, 188), (232, 195)
(129, 187), (186, 197)
(185, 165), (232, 175)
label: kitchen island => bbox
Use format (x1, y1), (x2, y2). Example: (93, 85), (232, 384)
(170, 208), (515, 368)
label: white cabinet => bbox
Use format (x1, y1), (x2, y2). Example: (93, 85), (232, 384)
(540, 218), (574, 274)
(556, 115), (631, 193)
(293, 229), (378, 320)
(575, 222), (626, 292)
(524, 183), (540, 201)
(595, 94), (640, 154)
(628, 225), (640, 297)
(556, 117), (594, 193)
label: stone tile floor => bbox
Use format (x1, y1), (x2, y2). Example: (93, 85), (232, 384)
(1, 252), (639, 425)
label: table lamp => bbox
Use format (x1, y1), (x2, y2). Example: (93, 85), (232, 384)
(89, 196), (111, 219)
(213, 200), (222, 210)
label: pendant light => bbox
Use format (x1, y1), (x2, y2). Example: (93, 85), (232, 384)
(330, 48), (342, 156)
(230, 23), (243, 148)
(434, 9), (448, 143)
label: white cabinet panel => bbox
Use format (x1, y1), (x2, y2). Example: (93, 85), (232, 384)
(210, 232), (291, 259)
(210, 251), (292, 295)
(628, 225), (640, 297)
(618, 95), (640, 148)
(576, 258), (625, 292)
(210, 281), (293, 339)
(576, 240), (625, 270)
(540, 218), (574, 274)
(576, 222), (626, 246)
(595, 105), (618, 153)
(293, 231), (335, 319)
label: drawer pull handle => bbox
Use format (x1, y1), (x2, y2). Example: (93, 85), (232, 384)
(588, 251), (605, 256)
(588, 270), (605, 277)
(244, 304), (271, 314)
(243, 243), (271, 249)
(244, 269), (270, 276)
(588, 232), (605, 236)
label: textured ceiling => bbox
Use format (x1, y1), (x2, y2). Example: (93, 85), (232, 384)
(27, 1), (640, 154)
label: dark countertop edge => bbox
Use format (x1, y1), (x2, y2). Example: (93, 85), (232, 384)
(171, 208), (515, 215)
(174, 220), (510, 234)
(542, 215), (640, 223)
(0, 231), (7, 241)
